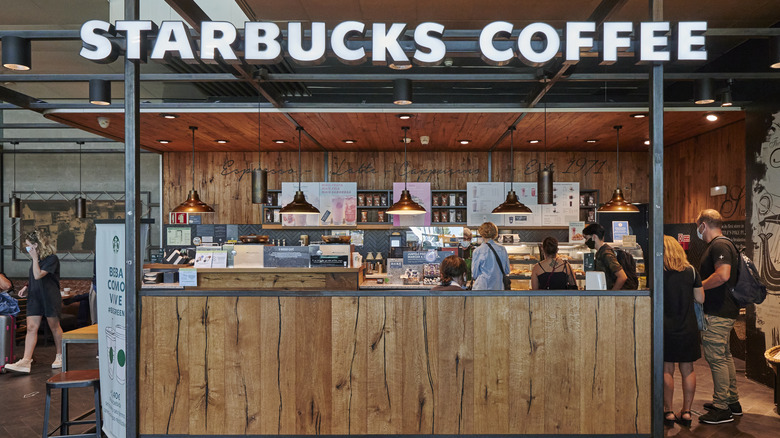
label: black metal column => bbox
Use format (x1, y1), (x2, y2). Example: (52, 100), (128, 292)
(125, 1), (141, 437)
(649, 1), (665, 437)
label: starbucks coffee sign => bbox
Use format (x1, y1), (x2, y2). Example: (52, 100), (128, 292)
(80, 20), (707, 66)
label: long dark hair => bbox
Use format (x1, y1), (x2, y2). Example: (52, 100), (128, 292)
(440, 255), (466, 285)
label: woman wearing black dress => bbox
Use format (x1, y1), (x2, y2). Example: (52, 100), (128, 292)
(531, 237), (577, 290)
(663, 235), (704, 426)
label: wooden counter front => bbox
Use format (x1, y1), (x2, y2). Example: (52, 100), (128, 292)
(144, 265), (361, 291)
(139, 294), (651, 436)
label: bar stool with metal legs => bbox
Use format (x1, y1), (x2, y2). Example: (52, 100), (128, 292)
(43, 369), (101, 438)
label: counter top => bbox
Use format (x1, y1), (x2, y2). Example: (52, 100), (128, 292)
(144, 264), (361, 273)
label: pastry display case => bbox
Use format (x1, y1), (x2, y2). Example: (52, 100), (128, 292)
(505, 242), (589, 290)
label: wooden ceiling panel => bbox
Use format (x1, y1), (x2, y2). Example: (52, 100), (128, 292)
(45, 110), (745, 153)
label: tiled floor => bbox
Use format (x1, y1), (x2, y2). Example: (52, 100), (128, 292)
(1, 342), (778, 437)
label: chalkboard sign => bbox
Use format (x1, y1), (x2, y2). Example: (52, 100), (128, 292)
(263, 246), (310, 268)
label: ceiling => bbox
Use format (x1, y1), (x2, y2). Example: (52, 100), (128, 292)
(0, 0), (778, 152)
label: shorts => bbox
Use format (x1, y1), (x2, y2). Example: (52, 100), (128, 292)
(26, 287), (62, 318)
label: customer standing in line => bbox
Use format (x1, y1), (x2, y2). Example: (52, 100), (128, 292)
(471, 222), (510, 290)
(662, 236), (704, 427)
(531, 237), (578, 290)
(582, 223), (629, 290)
(431, 255), (468, 291)
(696, 209), (742, 424)
(5, 229), (63, 373)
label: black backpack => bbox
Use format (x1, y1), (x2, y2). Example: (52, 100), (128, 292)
(614, 248), (639, 290)
(718, 238), (768, 307)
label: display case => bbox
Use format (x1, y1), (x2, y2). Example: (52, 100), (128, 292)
(504, 241), (589, 290)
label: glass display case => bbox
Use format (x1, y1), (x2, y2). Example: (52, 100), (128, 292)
(504, 242), (589, 290)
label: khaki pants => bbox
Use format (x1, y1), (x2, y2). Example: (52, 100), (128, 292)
(701, 314), (739, 409)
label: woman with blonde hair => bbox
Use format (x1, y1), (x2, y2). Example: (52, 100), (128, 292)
(5, 229), (63, 374)
(662, 235), (704, 427)
(470, 222), (510, 290)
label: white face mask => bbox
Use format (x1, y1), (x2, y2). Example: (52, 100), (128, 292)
(696, 224), (705, 240)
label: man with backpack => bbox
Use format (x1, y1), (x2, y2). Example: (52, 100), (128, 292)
(696, 209), (741, 424)
(582, 223), (635, 290)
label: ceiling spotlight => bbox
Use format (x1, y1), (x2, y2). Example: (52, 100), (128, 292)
(458, 140), (471, 145)
(644, 140), (650, 145)
(397, 114), (413, 120)
(720, 90), (733, 107)
(389, 62), (412, 70)
(393, 78), (413, 105)
(2, 36), (31, 70)
(770, 36), (780, 69)
(528, 140), (540, 144)
(215, 139), (229, 144)
(705, 113), (719, 122)
(88, 79), (111, 105)
(273, 139), (286, 144)
(585, 139), (598, 143)
(160, 113), (179, 119)
(630, 113), (647, 118)
(694, 78), (715, 104)
(157, 140), (171, 144)
(342, 139), (356, 144)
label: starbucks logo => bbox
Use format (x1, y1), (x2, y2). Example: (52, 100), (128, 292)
(112, 236), (120, 253)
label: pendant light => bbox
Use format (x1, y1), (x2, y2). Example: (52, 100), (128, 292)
(2, 36), (31, 71)
(387, 127), (426, 215)
(493, 126), (532, 214)
(598, 125), (639, 213)
(251, 100), (268, 204)
(537, 103), (554, 204)
(279, 127), (319, 215)
(393, 79), (413, 105)
(75, 141), (87, 218)
(9, 141), (20, 218)
(172, 126), (215, 213)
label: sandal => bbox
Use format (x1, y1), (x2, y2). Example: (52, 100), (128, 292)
(676, 410), (692, 427)
(664, 411), (677, 427)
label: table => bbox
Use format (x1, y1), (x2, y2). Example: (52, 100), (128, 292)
(60, 324), (98, 435)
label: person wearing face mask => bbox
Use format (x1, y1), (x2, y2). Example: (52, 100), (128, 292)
(695, 209), (741, 425)
(431, 255), (468, 291)
(4, 229), (63, 374)
(582, 223), (628, 290)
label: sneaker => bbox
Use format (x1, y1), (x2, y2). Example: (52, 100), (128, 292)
(704, 401), (743, 416)
(699, 407), (734, 424)
(51, 354), (62, 369)
(4, 358), (32, 374)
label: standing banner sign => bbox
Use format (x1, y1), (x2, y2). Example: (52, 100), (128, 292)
(96, 221), (149, 438)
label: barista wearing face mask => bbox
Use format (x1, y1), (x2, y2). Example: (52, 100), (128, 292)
(431, 255), (468, 291)
(582, 223), (628, 290)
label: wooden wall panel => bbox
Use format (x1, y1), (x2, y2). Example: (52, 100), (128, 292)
(664, 120), (746, 223)
(163, 150), (649, 223)
(140, 295), (652, 436)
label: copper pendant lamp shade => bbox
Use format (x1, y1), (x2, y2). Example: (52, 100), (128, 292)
(598, 125), (639, 213)
(173, 126), (215, 213)
(388, 127), (426, 215)
(493, 126), (532, 214)
(280, 127), (319, 214)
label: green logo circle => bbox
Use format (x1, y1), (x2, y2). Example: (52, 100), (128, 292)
(118, 349), (126, 367)
(109, 346), (115, 363)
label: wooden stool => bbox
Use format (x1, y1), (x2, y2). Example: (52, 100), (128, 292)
(43, 369), (101, 438)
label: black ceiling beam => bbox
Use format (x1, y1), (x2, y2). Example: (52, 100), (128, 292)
(0, 85), (46, 113)
(0, 137), (117, 142)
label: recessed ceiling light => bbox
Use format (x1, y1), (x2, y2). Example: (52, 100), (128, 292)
(342, 139), (356, 144)
(157, 140), (171, 144)
(389, 62), (412, 70)
(273, 139), (286, 144)
(528, 140), (540, 144)
(215, 139), (229, 144)
(397, 114), (413, 120)
(160, 113), (179, 119)
(644, 140), (650, 145)
(630, 113), (647, 118)
(459, 140), (471, 145)
(705, 113), (719, 122)
(585, 139), (598, 143)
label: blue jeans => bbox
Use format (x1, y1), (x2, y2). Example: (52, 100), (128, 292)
(701, 314), (739, 409)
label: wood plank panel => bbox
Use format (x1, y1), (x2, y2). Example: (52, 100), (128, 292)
(139, 296), (155, 435)
(664, 120), (746, 223)
(140, 295), (652, 435)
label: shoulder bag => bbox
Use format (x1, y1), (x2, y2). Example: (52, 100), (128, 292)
(692, 267), (707, 331)
(563, 260), (579, 290)
(485, 241), (512, 290)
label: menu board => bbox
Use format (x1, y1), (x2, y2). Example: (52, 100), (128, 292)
(392, 182), (431, 227)
(467, 182), (579, 228)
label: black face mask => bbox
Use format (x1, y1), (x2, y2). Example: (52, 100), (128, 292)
(585, 238), (596, 249)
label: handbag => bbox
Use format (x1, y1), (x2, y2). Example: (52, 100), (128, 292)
(485, 241), (512, 290)
(692, 268), (707, 331)
(563, 260), (579, 290)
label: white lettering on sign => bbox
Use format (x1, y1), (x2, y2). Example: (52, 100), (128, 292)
(79, 20), (709, 66)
